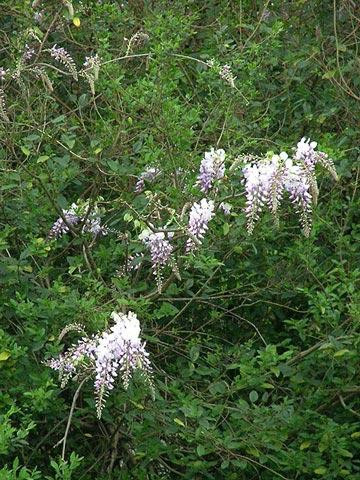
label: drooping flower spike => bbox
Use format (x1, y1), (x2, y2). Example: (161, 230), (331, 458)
(196, 148), (225, 193)
(186, 198), (215, 252)
(241, 138), (337, 237)
(48, 201), (108, 239)
(47, 311), (153, 418)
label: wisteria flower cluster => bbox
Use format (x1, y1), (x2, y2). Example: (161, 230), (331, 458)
(46, 139), (337, 289)
(242, 138), (338, 236)
(129, 138), (337, 285)
(140, 229), (174, 290)
(197, 148), (225, 193)
(48, 201), (107, 239)
(47, 311), (153, 418)
(186, 198), (215, 252)
(50, 44), (78, 80)
(80, 54), (101, 95)
(135, 166), (161, 193)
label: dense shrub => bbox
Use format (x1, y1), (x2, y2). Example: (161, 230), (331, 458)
(1, 1), (359, 479)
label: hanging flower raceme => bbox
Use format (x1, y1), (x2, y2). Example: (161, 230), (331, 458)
(80, 54), (101, 95)
(49, 44), (78, 80)
(240, 139), (337, 237)
(135, 167), (161, 193)
(47, 311), (153, 418)
(186, 198), (215, 252)
(48, 203), (80, 239)
(140, 229), (174, 290)
(242, 155), (282, 234)
(283, 158), (312, 236)
(196, 148), (225, 193)
(48, 201), (108, 239)
(140, 231), (173, 269)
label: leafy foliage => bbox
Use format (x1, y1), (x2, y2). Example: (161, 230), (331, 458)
(0, 1), (359, 479)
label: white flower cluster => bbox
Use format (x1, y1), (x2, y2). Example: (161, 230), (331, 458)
(47, 311), (152, 418)
(48, 202), (107, 239)
(196, 148), (225, 193)
(242, 138), (337, 236)
(186, 198), (215, 252)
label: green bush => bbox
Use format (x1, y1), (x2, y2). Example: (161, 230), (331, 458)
(0, 1), (359, 478)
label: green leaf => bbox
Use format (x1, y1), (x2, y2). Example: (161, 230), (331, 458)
(338, 449), (353, 458)
(21, 146), (31, 156)
(314, 467), (327, 475)
(261, 383), (274, 389)
(189, 345), (200, 362)
(196, 445), (206, 456)
(0, 351), (11, 361)
(37, 155), (49, 164)
(223, 222), (230, 236)
(300, 441), (311, 450)
(249, 390), (258, 403)
(322, 70), (336, 80)
(173, 418), (185, 427)
(334, 349), (350, 357)
(209, 381), (226, 395)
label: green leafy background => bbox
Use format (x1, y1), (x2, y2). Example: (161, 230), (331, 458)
(0, 1), (359, 479)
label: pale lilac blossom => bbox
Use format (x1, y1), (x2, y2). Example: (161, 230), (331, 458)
(135, 167), (161, 193)
(23, 44), (35, 61)
(220, 202), (232, 215)
(197, 148), (225, 192)
(47, 311), (152, 418)
(48, 203), (107, 239)
(295, 137), (338, 181)
(48, 203), (80, 239)
(141, 230), (173, 270)
(186, 198), (215, 252)
(242, 149), (316, 236)
(50, 44), (78, 80)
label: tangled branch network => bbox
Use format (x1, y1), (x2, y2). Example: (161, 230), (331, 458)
(47, 138), (338, 291)
(46, 140), (337, 414)
(47, 311), (153, 418)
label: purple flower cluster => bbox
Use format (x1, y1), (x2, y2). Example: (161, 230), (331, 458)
(47, 336), (98, 388)
(23, 44), (35, 61)
(220, 202), (231, 215)
(94, 311), (152, 416)
(295, 137), (338, 181)
(47, 311), (152, 418)
(48, 203), (107, 239)
(50, 44), (78, 80)
(83, 54), (101, 70)
(135, 167), (161, 193)
(186, 198), (215, 252)
(242, 148), (316, 236)
(197, 148), (225, 193)
(48, 203), (80, 239)
(142, 231), (173, 269)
